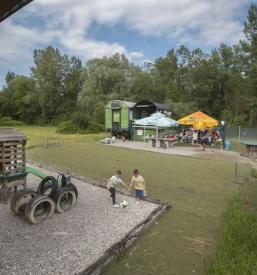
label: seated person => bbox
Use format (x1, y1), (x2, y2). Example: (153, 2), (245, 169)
(181, 130), (192, 143)
(211, 131), (219, 144)
(200, 130), (210, 145)
(192, 130), (198, 144)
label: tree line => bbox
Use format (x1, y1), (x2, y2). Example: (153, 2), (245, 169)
(0, 3), (257, 130)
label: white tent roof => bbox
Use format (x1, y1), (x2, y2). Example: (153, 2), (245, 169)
(134, 112), (178, 127)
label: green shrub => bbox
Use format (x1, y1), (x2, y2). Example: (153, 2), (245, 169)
(56, 120), (79, 134)
(0, 117), (24, 126)
(87, 121), (105, 133)
(72, 112), (89, 129)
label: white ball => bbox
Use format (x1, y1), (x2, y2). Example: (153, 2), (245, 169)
(120, 200), (128, 208)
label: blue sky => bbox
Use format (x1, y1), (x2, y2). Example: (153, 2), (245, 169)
(0, 0), (252, 87)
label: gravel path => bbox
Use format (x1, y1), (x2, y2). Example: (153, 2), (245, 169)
(0, 165), (159, 275)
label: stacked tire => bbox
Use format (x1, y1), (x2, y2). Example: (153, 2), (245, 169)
(10, 175), (78, 224)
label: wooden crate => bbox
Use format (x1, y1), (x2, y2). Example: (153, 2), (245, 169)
(0, 128), (27, 202)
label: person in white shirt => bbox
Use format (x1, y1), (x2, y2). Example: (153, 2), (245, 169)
(192, 130), (198, 144)
(107, 170), (128, 208)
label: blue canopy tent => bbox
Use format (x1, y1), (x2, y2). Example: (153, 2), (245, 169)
(133, 112), (179, 140)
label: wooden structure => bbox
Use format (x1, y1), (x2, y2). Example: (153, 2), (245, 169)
(241, 141), (257, 157)
(44, 137), (60, 149)
(145, 137), (177, 149)
(0, 128), (27, 202)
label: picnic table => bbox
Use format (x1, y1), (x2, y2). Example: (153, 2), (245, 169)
(145, 137), (177, 149)
(241, 141), (257, 157)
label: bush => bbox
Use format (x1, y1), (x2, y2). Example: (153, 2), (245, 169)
(56, 120), (79, 134)
(0, 117), (24, 126)
(72, 112), (90, 129)
(87, 121), (105, 133)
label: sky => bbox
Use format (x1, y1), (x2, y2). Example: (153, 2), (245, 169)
(0, 0), (252, 87)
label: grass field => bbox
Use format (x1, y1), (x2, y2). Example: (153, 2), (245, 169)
(19, 126), (106, 149)
(208, 194), (257, 275)
(20, 126), (239, 275)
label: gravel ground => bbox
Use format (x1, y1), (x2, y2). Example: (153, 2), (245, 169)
(0, 165), (159, 275)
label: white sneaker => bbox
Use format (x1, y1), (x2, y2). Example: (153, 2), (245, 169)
(113, 204), (120, 208)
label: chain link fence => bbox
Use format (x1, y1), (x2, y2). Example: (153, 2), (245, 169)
(226, 126), (257, 141)
(235, 161), (257, 211)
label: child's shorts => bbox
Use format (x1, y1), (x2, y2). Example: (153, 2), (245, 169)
(135, 189), (144, 198)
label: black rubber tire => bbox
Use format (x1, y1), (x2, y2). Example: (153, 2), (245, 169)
(66, 183), (78, 198)
(54, 187), (77, 214)
(37, 176), (58, 198)
(57, 174), (67, 187)
(10, 189), (37, 216)
(25, 194), (55, 224)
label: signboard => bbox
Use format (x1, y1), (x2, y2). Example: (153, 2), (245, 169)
(137, 130), (143, 136)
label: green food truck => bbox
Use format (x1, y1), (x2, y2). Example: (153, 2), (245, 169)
(105, 100), (136, 138)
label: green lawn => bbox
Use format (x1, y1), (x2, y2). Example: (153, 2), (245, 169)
(18, 126), (106, 149)
(23, 126), (238, 275)
(208, 194), (257, 275)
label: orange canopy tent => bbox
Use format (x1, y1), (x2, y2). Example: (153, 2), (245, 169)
(178, 111), (218, 130)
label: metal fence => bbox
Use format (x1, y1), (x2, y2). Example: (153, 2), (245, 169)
(235, 161), (257, 211)
(226, 126), (257, 141)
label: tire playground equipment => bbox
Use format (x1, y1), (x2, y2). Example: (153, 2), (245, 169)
(10, 172), (78, 224)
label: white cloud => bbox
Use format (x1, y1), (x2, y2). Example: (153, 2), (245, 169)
(0, 0), (251, 83)
(130, 51), (145, 59)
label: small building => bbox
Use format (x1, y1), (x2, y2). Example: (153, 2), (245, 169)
(105, 99), (172, 138)
(133, 100), (171, 119)
(105, 100), (136, 138)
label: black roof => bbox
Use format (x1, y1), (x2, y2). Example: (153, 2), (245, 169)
(0, 0), (33, 22)
(134, 100), (171, 111)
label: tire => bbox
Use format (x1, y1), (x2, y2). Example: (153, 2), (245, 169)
(54, 187), (77, 214)
(66, 183), (78, 198)
(10, 189), (37, 216)
(37, 176), (58, 198)
(57, 174), (67, 188)
(25, 195), (55, 224)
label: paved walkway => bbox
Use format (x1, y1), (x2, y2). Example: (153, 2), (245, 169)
(109, 141), (257, 171)
(109, 140), (197, 157)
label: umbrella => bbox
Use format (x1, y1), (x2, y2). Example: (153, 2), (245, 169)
(135, 112), (178, 127)
(178, 111), (218, 129)
(134, 112), (178, 140)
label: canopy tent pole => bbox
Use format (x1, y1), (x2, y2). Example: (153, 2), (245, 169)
(143, 125), (146, 141)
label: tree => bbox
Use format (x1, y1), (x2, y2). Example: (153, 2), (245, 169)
(31, 46), (82, 123)
(0, 75), (38, 123)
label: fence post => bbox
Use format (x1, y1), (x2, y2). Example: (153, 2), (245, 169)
(235, 160), (238, 184)
(238, 125), (241, 141)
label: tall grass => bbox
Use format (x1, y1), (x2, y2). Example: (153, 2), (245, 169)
(208, 194), (257, 275)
